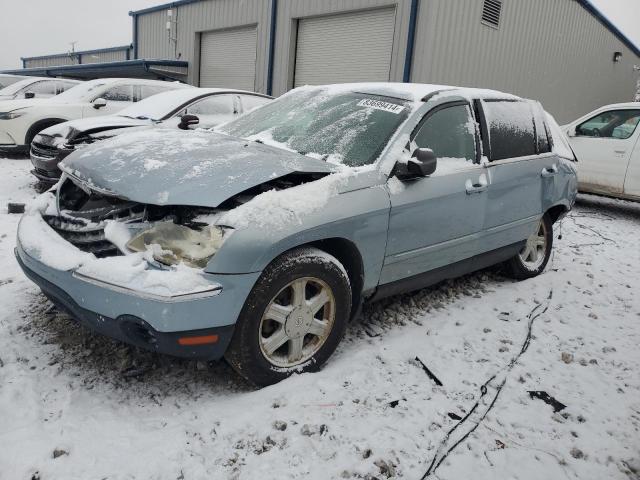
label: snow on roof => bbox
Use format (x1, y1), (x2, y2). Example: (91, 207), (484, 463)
(296, 82), (522, 103)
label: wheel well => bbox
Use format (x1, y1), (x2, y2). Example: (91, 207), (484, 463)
(25, 118), (67, 145)
(546, 204), (569, 224)
(308, 238), (364, 320)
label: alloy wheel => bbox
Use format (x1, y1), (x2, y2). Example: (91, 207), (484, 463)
(259, 277), (336, 368)
(518, 220), (547, 270)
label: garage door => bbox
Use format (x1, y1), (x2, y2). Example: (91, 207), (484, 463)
(200, 26), (257, 91)
(294, 8), (395, 87)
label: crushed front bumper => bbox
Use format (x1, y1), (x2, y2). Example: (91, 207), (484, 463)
(15, 224), (261, 360)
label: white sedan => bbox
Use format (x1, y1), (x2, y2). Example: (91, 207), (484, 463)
(0, 77), (80, 101)
(564, 102), (640, 201)
(0, 78), (191, 154)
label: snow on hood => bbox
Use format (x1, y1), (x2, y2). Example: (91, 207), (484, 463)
(38, 115), (153, 143)
(60, 129), (338, 207)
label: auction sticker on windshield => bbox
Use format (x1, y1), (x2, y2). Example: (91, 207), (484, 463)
(357, 99), (405, 114)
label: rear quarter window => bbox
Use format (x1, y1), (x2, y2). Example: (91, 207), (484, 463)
(483, 100), (536, 160)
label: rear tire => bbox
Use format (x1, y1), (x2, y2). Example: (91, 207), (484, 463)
(504, 214), (553, 280)
(225, 247), (351, 386)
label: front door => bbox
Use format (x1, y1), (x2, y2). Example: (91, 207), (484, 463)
(571, 108), (640, 194)
(380, 102), (488, 285)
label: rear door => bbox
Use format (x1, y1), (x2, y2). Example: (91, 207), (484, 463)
(570, 108), (640, 194)
(478, 99), (555, 252)
(381, 101), (488, 284)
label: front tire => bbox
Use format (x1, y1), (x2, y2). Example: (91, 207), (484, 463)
(225, 247), (352, 386)
(505, 214), (553, 280)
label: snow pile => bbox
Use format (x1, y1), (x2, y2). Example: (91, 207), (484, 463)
(218, 170), (353, 230)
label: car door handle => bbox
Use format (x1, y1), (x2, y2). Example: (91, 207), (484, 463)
(614, 150), (626, 155)
(465, 178), (488, 194)
(541, 165), (558, 178)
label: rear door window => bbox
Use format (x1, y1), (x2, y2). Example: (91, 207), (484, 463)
(482, 100), (536, 160)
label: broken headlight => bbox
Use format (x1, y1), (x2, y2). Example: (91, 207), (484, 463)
(126, 222), (232, 269)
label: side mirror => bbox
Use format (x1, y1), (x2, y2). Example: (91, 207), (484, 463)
(178, 114), (200, 130)
(24, 91), (35, 99)
(93, 98), (107, 109)
(394, 148), (438, 180)
(566, 127), (576, 137)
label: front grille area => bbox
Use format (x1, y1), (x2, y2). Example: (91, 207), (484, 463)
(43, 214), (121, 257)
(31, 142), (59, 159)
(45, 176), (218, 258)
(44, 177), (147, 258)
(32, 166), (59, 179)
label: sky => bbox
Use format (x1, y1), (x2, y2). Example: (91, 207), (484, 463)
(0, 0), (638, 70)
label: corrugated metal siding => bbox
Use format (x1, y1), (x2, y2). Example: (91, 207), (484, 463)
(272, 0), (412, 96)
(24, 55), (78, 68)
(411, 0), (639, 123)
(135, 0), (270, 89)
(294, 8), (396, 87)
(81, 49), (129, 64)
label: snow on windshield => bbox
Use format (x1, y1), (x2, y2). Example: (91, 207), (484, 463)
(53, 79), (108, 102)
(219, 88), (413, 167)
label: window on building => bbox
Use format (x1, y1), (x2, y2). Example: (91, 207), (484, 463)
(412, 104), (476, 172)
(576, 109), (640, 140)
(483, 100), (536, 160)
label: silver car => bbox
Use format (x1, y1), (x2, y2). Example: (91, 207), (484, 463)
(15, 83), (577, 386)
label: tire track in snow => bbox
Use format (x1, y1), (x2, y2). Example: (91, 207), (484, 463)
(422, 290), (554, 478)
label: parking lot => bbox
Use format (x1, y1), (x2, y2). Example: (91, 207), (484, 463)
(0, 157), (638, 479)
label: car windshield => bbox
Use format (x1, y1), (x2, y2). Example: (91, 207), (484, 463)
(53, 80), (108, 102)
(117, 91), (186, 121)
(0, 78), (38, 96)
(219, 88), (412, 167)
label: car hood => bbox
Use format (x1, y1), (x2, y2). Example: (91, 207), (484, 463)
(38, 115), (154, 144)
(60, 129), (339, 208)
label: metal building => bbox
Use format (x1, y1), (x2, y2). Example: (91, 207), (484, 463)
(21, 45), (133, 69)
(129, 0), (640, 123)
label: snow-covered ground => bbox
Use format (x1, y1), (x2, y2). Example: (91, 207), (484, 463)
(0, 158), (638, 480)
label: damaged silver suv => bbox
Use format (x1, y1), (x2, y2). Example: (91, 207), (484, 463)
(15, 83), (577, 386)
